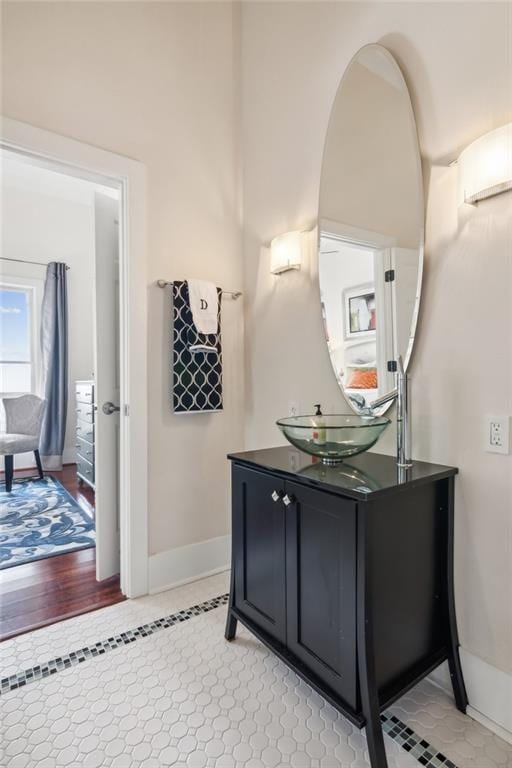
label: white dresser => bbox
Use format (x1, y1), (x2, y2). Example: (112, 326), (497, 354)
(75, 380), (95, 489)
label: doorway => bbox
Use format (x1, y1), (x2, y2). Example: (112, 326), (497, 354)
(0, 118), (148, 637)
(0, 152), (125, 637)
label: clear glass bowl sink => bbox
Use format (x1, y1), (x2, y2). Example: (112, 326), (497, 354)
(276, 414), (390, 465)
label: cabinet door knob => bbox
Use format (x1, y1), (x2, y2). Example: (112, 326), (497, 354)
(283, 494), (295, 507)
(271, 490), (281, 502)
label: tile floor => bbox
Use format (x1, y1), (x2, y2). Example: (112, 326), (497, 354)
(1, 572), (230, 678)
(1, 572), (511, 768)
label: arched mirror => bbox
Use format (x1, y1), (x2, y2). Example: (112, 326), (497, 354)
(318, 44), (424, 415)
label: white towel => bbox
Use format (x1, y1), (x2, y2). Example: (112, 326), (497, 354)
(187, 279), (219, 335)
(189, 343), (218, 355)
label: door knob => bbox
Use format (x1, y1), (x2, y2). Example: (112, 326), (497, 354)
(271, 490), (282, 502)
(282, 494), (295, 507)
(102, 401), (121, 415)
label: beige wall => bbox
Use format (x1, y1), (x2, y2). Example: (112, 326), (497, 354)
(241, 1), (512, 678)
(1, 1), (244, 556)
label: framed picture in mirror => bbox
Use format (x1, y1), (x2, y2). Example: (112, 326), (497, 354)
(343, 283), (376, 340)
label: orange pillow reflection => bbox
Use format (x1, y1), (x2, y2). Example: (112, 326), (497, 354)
(346, 368), (378, 389)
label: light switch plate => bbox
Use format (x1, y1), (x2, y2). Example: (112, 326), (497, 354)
(484, 415), (510, 454)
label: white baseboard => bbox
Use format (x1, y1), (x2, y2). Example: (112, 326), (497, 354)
(11, 446), (76, 471)
(64, 446), (77, 465)
(148, 535), (231, 595)
(429, 649), (512, 743)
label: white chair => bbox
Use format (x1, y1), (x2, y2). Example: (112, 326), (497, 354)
(1, 395), (45, 493)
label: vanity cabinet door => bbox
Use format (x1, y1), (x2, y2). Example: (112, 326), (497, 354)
(233, 465), (287, 644)
(285, 482), (357, 708)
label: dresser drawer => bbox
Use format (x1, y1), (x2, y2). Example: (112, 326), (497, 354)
(76, 382), (94, 406)
(77, 418), (95, 444)
(76, 435), (94, 463)
(76, 403), (94, 423)
(77, 456), (94, 485)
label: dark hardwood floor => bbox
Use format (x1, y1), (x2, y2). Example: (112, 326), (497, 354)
(0, 464), (125, 642)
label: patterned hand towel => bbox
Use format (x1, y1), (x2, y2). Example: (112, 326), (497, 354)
(171, 281), (223, 413)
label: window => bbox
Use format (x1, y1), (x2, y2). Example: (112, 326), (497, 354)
(0, 283), (35, 395)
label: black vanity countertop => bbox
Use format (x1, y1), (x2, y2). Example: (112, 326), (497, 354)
(228, 446), (458, 501)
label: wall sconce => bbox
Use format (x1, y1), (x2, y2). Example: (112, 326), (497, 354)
(270, 230), (303, 274)
(457, 122), (512, 204)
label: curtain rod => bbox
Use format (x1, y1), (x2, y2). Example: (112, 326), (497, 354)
(1, 257), (70, 270)
(157, 279), (242, 300)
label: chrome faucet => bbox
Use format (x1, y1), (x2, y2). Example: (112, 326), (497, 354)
(369, 356), (412, 468)
(348, 392), (368, 412)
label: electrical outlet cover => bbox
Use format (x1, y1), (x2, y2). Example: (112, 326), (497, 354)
(485, 415), (510, 455)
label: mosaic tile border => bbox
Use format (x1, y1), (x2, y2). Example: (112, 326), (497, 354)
(0, 593), (229, 696)
(381, 714), (458, 768)
(0, 591), (459, 768)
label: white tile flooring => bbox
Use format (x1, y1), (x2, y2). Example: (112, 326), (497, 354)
(1, 571), (511, 768)
(1, 572), (230, 679)
(387, 685), (512, 768)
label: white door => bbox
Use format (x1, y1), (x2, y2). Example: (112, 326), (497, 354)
(374, 248), (395, 395)
(94, 192), (120, 581)
(391, 247), (421, 363)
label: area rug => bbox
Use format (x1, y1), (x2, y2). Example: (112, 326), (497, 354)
(0, 476), (95, 569)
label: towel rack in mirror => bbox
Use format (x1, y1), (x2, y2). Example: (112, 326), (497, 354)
(157, 279), (242, 300)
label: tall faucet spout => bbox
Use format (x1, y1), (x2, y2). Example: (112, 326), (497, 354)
(369, 356), (412, 467)
(396, 356), (412, 468)
(369, 387), (398, 410)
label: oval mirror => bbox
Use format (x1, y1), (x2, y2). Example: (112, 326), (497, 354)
(318, 44), (424, 415)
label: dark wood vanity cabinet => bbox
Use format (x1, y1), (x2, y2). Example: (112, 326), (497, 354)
(285, 479), (357, 706)
(226, 447), (468, 768)
(233, 466), (357, 705)
(232, 466), (287, 644)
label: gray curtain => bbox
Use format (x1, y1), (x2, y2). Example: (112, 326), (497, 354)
(40, 262), (68, 470)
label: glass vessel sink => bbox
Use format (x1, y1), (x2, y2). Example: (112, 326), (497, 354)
(276, 414), (390, 465)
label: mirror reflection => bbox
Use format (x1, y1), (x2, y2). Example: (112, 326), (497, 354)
(318, 45), (423, 414)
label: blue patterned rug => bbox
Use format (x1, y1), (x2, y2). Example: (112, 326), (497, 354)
(0, 476), (95, 569)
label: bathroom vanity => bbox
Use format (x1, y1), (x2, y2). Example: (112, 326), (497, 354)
(225, 447), (467, 768)
(223, 42), (468, 767)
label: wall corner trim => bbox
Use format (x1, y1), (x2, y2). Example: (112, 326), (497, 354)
(148, 535), (231, 595)
(428, 649), (512, 744)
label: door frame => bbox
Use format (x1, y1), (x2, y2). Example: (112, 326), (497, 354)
(1, 116), (148, 598)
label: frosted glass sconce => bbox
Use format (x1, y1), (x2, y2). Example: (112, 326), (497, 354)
(457, 123), (512, 204)
(270, 230), (303, 274)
